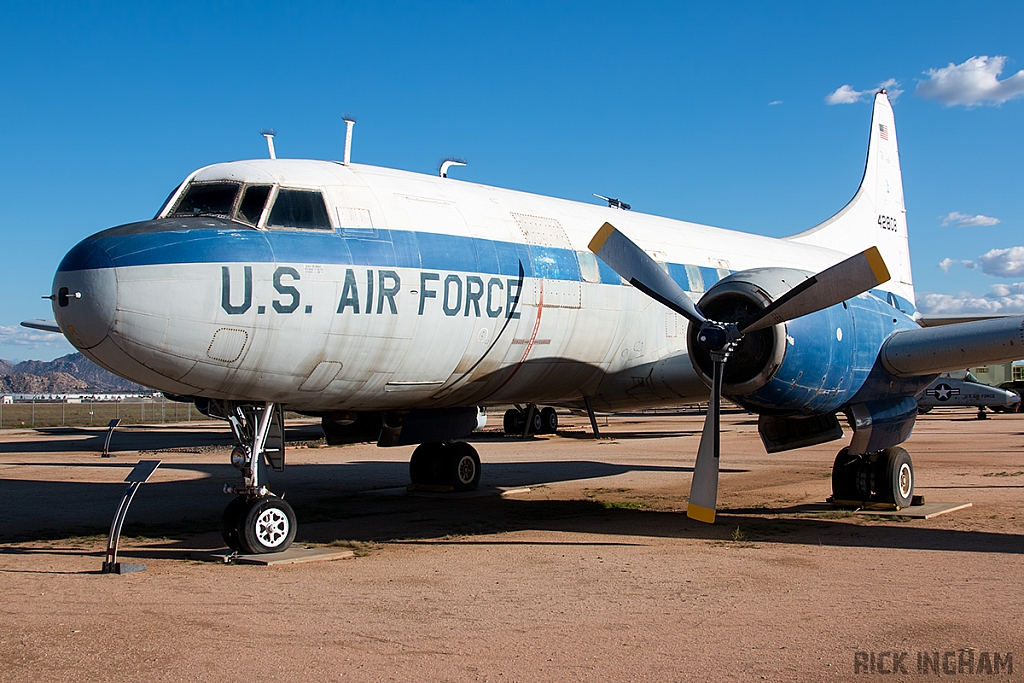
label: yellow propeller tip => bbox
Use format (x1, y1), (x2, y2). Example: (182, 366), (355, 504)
(588, 222), (617, 254)
(686, 503), (716, 524)
(864, 246), (891, 285)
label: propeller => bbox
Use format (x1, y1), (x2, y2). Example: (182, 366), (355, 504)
(589, 222), (890, 523)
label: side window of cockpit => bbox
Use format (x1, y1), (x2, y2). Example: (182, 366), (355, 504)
(236, 186), (272, 226)
(171, 183), (240, 217)
(266, 189), (332, 230)
(154, 183), (182, 219)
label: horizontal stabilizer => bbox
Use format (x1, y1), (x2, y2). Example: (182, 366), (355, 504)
(21, 319), (61, 333)
(881, 316), (1024, 378)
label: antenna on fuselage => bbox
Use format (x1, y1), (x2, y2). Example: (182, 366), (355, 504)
(261, 129), (277, 160)
(439, 157), (467, 178)
(594, 193), (631, 210)
(342, 115), (356, 165)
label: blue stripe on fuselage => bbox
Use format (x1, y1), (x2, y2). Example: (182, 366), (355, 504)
(59, 226), (584, 283)
(56, 225), (916, 314)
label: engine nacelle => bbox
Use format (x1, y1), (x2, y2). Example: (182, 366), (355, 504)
(687, 267), (919, 417)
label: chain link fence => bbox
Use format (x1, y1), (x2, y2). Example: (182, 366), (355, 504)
(0, 397), (202, 429)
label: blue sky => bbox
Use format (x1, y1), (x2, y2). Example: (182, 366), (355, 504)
(2, 1), (1022, 361)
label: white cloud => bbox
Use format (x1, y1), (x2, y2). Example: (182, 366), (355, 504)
(918, 282), (1024, 314)
(916, 55), (1024, 106)
(826, 85), (869, 105)
(768, 100), (782, 106)
(916, 291), (1007, 314)
(0, 325), (69, 348)
(978, 247), (1024, 278)
(825, 79), (902, 105)
(938, 258), (976, 271)
(940, 211), (1001, 227)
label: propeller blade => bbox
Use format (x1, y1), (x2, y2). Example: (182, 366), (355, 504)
(589, 223), (706, 326)
(738, 247), (890, 334)
(687, 358), (723, 523)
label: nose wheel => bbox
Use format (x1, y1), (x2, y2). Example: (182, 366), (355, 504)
(222, 495), (297, 554)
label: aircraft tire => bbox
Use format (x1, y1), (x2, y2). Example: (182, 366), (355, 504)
(503, 409), (521, 435)
(530, 409), (543, 434)
(540, 407), (558, 434)
(877, 447), (913, 508)
(410, 442), (447, 485)
(831, 448), (868, 503)
(220, 495), (248, 551)
(446, 442), (481, 491)
(238, 496), (296, 554)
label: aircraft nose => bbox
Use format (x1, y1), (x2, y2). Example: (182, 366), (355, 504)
(52, 237), (117, 349)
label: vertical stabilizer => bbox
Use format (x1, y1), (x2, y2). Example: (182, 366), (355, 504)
(787, 92), (913, 306)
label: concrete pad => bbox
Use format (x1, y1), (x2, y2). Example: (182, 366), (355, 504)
(362, 485), (532, 499)
(854, 501), (973, 519)
(192, 547), (355, 565)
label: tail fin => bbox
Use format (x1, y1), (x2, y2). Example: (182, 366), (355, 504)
(787, 91), (914, 307)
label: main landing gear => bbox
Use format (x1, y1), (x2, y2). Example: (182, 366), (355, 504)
(502, 405), (558, 436)
(221, 402), (297, 554)
(831, 446), (914, 507)
(409, 441), (481, 491)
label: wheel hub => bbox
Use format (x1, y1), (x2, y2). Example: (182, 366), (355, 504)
(898, 462), (912, 498)
(456, 455), (476, 484)
(255, 508), (289, 548)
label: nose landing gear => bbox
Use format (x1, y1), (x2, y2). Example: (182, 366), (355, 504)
(221, 401), (296, 554)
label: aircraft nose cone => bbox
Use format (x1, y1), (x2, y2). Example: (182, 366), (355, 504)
(52, 238), (117, 349)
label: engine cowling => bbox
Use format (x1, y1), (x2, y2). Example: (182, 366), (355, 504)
(687, 267), (911, 417)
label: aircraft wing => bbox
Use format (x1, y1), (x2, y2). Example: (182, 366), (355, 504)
(20, 319), (62, 333)
(882, 316), (1024, 377)
(915, 313), (1021, 327)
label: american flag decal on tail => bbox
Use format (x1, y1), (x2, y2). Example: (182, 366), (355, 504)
(879, 123), (889, 140)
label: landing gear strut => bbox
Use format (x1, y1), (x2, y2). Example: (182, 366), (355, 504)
(221, 402), (297, 554)
(831, 446), (914, 507)
(409, 441), (481, 491)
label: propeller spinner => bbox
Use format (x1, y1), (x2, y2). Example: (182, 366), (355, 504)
(588, 222), (890, 523)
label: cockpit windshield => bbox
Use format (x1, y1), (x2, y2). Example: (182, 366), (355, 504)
(171, 182), (240, 218)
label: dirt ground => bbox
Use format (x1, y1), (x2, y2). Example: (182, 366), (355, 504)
(1, 408), (1021, 682)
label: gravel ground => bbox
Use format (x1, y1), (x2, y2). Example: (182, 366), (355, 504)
(1, 409), (1021, 682)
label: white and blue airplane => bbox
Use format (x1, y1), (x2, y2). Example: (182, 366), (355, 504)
(26, 91), (1024, 553)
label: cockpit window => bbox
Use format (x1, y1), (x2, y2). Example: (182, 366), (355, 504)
(236, 185), (272, 226)
(172, 183), (240, 217)
(154, 183), (182, 219)
(266, 189), (332, 230)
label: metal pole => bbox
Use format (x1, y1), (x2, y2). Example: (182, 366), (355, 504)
(32, 398), (35, 427)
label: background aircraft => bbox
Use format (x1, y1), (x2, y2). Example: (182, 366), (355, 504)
(916, 371), (1020, 416)
(26, 91), (1024, 554)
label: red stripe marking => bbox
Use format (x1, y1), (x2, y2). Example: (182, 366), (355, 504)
(482, 279), (544, 398)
